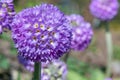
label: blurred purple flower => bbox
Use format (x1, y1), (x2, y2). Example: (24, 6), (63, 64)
(18, 55), (49, 72)
(41, 73), (50, 80)
(67, 14), (93, 51)
(12, 3), (72, 62)
(48, 60), (68, 80)
(0, 24), (2, 34)
(0, 0), (15, 34)
(18, 55), (68, 80)
(41, 60), (68, 80)
(1, 0), (13, 3)
(89, 0), (119, 21)
(105, 78), (112, 80)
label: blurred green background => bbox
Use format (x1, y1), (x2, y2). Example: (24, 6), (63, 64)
(0, 0), (120, 80)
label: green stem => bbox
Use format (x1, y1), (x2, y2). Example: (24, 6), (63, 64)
(64, 51), (71, 63)
(104, 21), (109, 32)
(64, 53), (69, 62)
(33, 62), (41, 80)
(17, 70), (21, 80)
(104, 21), (113, 77)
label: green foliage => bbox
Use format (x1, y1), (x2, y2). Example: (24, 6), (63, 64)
(0, 55), (9, 69)
(0, 33), (11, 41)
(113, 45), (120, 60)
(87, 37), (97, 53)
(67, 57), (92, 75)
(14, 0), (42, 12)
(89, 69), (104, 80)
(10, 42), (17, 55)
(0, 33), (17, 55)
(67, 70), (87, 80)
(67, 57), (105, 80)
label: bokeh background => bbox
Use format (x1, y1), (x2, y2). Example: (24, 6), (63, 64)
(0, 0), (120, 80)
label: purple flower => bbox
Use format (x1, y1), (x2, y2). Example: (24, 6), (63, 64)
(18, 56), (68, 80)
(105, 78), (112, 80)
(0, 24), (2, 34)
(89, 0), (119, 21)
(67, 14), (93, 51)
(42, 60), (68, 80)
(1, 0), (13, 3)
(0, 0), (15, 34)
(18, 55), (49, 72)
(48, 60), (68, 80)
(67, 14), (84, 27)
(41, 72), (50, 80)
(12, 3), (72, 62)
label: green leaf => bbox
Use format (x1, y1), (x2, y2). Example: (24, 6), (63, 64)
(67, 70), (87, 80)
(90, 69), (104, 80)
(0, 55), (9, 69)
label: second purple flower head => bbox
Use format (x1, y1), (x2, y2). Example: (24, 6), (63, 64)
(67, 14), (93, 51)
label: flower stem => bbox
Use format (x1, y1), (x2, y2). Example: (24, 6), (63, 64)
(104, 21), (113, 77)
(64, 51), (71, 63)
(33, 62), (41, 80)
(17, 70), (21, 80)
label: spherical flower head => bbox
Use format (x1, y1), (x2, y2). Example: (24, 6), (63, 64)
(67, 14), (93, 51)
(89, 0), (119, 21)
(0, 0), (15, 34)
(12, 3), (72, 62)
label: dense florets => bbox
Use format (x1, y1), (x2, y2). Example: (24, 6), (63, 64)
(67, 14), (93, 51)
(0, 0), (15, 34)
(89, 0), (119, 21)
(12, 3), (72, 62)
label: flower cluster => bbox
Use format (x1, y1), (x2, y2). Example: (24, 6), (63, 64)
(12, 4), (72, 62)
(18, 55), (49, 72)
(42, 60), (68, 80)
(67, 14), (93, 51)
(0, 0), (15, 34)
(89, 0), (119, 21)
(18, 55), (67, 80)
